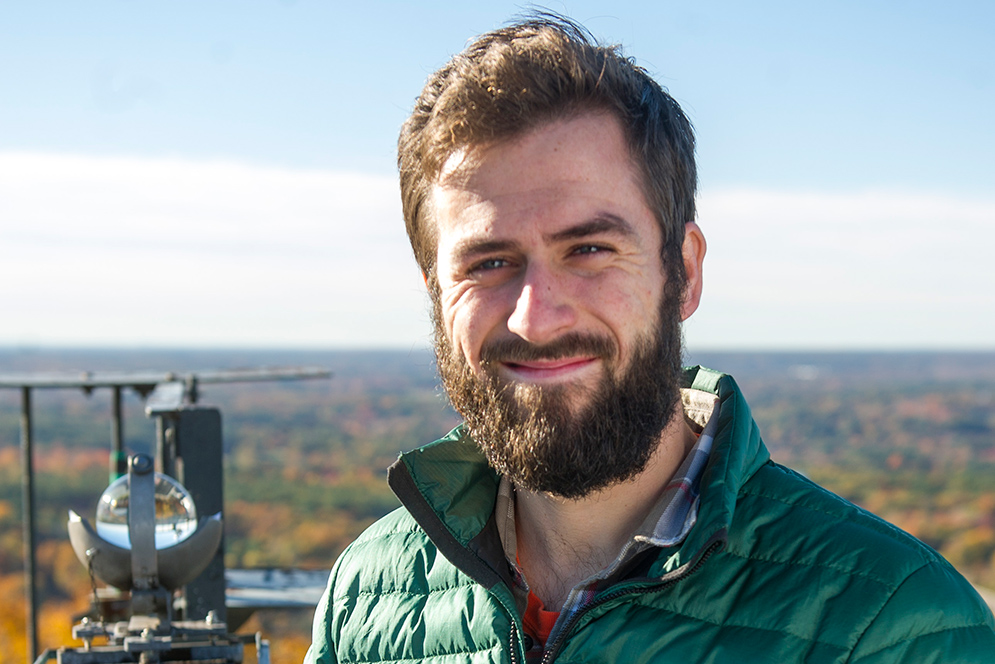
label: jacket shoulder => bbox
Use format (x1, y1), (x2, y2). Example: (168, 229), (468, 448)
(309, 507), (514, 664)
(738, 462), (943, 573)
(333, 506), (470, 596)
(726, 462), (995, 660)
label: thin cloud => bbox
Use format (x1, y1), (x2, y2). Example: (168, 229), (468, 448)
(1, 153), (992, 348)
(0, 152), (427, 347)
(691, 188), (995, 348)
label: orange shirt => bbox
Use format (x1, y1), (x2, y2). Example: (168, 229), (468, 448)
(523, 588), (560, 648)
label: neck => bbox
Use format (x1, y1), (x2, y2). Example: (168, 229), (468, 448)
(514, 406), (696, 609)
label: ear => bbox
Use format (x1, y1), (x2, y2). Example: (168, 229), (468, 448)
(680, 222), (706, 321)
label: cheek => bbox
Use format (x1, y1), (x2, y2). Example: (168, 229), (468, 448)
(593, 273), (664, 342)
(441, 290), (493, 366)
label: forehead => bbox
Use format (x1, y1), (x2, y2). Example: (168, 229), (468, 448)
(429, 112), (656, 245)
(438, 111), (636, 193)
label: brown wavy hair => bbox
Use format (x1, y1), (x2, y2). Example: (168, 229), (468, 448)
(398, 13), (697, 289)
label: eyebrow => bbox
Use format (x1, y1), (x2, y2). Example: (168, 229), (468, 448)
(450, 214), (638, 266)
(450, 239), (519, 266)
(545, 214), (638, 242)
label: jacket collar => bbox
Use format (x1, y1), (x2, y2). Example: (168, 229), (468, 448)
(657, 366), (771, 572)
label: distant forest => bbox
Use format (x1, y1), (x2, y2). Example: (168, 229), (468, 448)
(1, 348), (993, 663)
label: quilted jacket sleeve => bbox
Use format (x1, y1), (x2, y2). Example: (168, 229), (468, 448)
(304, 561), (340, 664)
(847, 560), (995, 663)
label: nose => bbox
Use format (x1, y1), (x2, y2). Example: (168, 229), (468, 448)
(506, 265), (577, 344)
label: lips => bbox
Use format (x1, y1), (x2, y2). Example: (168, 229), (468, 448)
(481, 333), (615, 365)
(501, 356), (599, 381)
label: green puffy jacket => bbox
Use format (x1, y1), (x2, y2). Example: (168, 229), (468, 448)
(307, 367), (995, 663)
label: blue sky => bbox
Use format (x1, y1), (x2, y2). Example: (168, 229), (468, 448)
(1, 1), (993, 349)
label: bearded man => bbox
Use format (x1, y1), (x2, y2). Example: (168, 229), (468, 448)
(307, 16), (995, 664)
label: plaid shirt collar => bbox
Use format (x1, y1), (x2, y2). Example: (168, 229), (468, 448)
(494, 388), (721, 654)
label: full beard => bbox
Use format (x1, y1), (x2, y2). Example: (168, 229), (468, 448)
(433, 284), (685, 500)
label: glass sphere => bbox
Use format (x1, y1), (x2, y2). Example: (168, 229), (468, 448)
(95, 473), (198, 549)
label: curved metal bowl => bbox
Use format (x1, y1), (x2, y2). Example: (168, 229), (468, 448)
(67, 510), (223, 591)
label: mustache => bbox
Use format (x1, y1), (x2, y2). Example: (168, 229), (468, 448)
(479, 333), (617, 365)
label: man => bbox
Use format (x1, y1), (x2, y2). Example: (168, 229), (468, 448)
(308, 16), (995, 663)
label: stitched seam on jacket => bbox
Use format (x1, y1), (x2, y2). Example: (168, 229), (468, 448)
(348, 525), (453, 560)
(844, 560), (938, 663)
(845, 623), (992, 662)
(350, 529), (432, 550)
(719, 545), (903, 588)
(339, 582), (481, 601)
(596, 600), (849, 651)
(738, 483), (937, 564)
(333, 578), (480, 603)
(352, 519), (424, 543)
(340, 641), (503, 664)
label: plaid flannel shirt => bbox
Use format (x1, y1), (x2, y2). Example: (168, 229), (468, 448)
(494, 388), (721, 661)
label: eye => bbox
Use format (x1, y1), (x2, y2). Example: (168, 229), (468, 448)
(571, 244), (613, 257)
(464, 257), (516, 281)
(472, 258), (510, 272)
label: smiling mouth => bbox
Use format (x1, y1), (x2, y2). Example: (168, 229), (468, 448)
(501, 356), (599, 380)
(480, 333), (615, 383)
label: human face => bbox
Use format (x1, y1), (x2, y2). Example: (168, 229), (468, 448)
(431, 112), (668, 406)
(433, 285), (684, 498)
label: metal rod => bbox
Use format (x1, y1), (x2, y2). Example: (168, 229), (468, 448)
(110, 386), (126, 481)
(20, 386), (38, 663)
(127, 454), (158, 595)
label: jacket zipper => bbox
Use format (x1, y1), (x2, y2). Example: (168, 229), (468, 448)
(539, 539), (723, 664)
(509, 622), (523, 664)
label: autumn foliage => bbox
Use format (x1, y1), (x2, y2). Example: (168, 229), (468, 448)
(0, 349), (993, 662)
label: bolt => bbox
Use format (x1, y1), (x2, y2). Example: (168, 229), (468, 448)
(130, 454), (153, 475)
